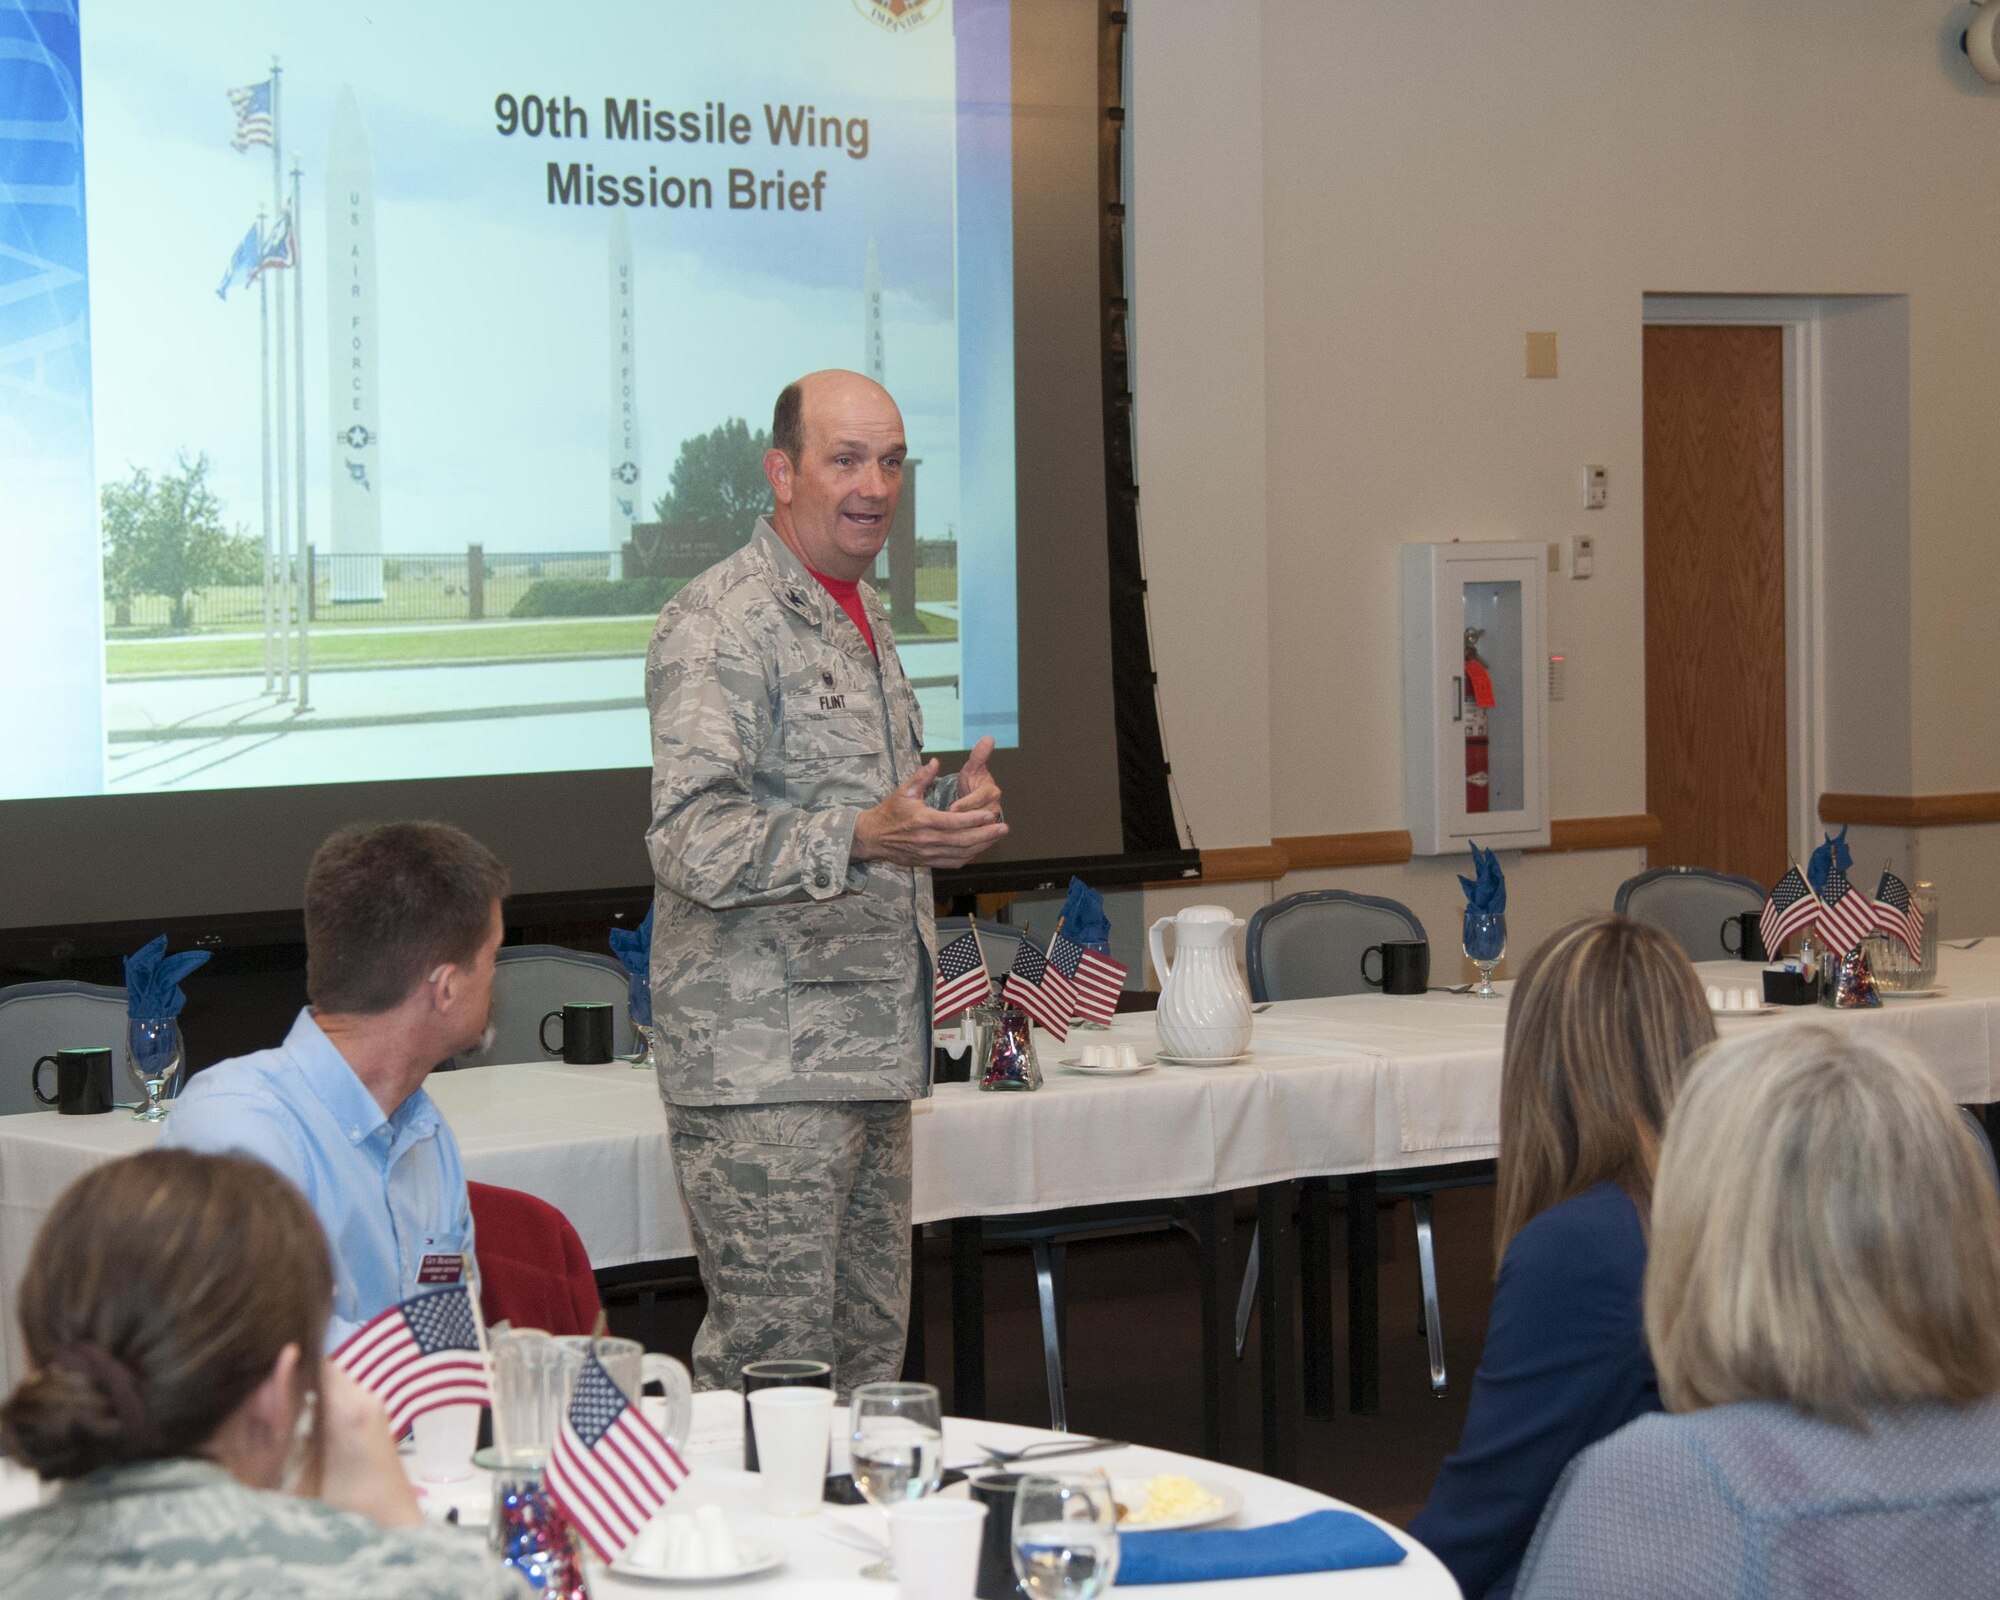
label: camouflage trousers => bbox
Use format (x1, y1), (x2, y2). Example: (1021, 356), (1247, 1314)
(665, 1098), (913, 1396)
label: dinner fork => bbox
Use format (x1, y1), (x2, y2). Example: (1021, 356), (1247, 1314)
(972, 1436), (1126, 1467)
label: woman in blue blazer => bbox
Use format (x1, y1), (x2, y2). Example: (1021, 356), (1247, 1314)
(1406, 915), (1715, 1599)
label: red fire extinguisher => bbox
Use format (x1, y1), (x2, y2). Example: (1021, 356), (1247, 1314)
(1464, 628), (1495, 813)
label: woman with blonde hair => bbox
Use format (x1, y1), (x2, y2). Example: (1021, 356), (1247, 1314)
(1516, 1025), (2000, 1597)
(1409, 915), (1715, 1599)
(0, 1148), (521, 1599)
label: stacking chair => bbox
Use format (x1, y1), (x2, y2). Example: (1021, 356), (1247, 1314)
(0, 980), (130, 1117)
(1614, 866), (1768, 965)
(448, 944), (637, 1070)
(1239, 890), (1470, 1399)
(468, 1180), (604, 1335)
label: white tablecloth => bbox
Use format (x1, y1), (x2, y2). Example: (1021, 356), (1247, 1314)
(0, 1396), (1460, 1596)
(7, 944), (2000, 1387)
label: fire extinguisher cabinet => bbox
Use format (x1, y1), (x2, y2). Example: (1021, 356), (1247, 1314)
(1400, 541), (1550, 855)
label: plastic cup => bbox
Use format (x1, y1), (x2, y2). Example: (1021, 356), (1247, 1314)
(410, 1402), (481, 1483)
(890, 1498), (989, 1599)
(748, 1386), (835, 1516)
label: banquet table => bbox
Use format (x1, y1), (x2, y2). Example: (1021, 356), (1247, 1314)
(0, 1392), (1461, 1597)
(5, 944), (2000, 1470)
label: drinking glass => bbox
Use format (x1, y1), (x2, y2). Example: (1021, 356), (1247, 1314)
(127, 1017), (184, 1121)
(849, 1381), (943, 1579)
(1462, 911), (1507, 1000)
(1011, 1473), (1120, 1600)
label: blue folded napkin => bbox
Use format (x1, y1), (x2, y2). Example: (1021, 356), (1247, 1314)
(1059, 876), (1113, 949)
(1806, 825), (1852, 899)
(608, 905), (653, 1026)
(1115, 1510), (1406, 1586)
(1458, 842), (1507, 961)
(122, 934), (210, 1022)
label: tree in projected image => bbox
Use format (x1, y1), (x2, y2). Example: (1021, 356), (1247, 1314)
(100, 453), (261, 632)
(649, 417), (773, 533)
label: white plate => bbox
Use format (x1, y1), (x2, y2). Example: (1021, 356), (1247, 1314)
(1155, 1052), (1249, 1067)
(1112, 1476), (1244, 1533)
(1057, 1057), (1155, 1076)
(1710, 1004), (1778, 1017)
(1880, 986), (1945, 1000)
(611, 1534), (786, 1584)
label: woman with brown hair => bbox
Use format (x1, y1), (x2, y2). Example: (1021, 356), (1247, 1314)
(1515, 1025), (2000, 1597)
(1408, 914), (1715, 1599)
(0, 1148), (521, 1599)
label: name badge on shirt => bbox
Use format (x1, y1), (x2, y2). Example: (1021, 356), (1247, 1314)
(417, 1253), (465, 1285)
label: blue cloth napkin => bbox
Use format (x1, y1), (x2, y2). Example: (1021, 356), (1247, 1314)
(1806, 824), (1853, 899)
(1059, 877), (1112, 950)
(122, 935), (209, 1022)
(608, 905), (653, 1027)
(1115, 1510), (1407, 1585)
(1459, 842), (1507, 960)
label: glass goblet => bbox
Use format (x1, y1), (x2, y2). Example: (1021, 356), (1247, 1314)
(127, 1017), (184, 1121)
(849, 1380), (943, 1580)
(1462, 911), (1507, 1000)
(1012, 1473), (1120, 1600)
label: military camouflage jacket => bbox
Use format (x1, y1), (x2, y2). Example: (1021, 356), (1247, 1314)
(645, 518), (952, 1106)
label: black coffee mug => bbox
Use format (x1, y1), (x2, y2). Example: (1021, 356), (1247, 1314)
(1721, 912), (1767, 963)
(740, 1358), (833, 1472)
(970, 1472), (1031, 1600)
(540, 1001), (615, 1064)
(32, 1047), (115, 1115)
(1361, 939), (1431, 995)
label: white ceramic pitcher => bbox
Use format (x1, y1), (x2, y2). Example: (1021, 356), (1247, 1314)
(1149, 904), (1253, 1061)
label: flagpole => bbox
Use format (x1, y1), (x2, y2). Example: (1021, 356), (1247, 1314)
(461, 1252), (501, 1456)
(269, 57), (292, 697)
(291, 158), (310, 712)
(256, 207), (275, 694)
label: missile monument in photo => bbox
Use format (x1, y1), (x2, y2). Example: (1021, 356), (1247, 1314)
(325, 84), (384, 602)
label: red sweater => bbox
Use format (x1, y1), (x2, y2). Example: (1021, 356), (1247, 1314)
(808, 566), (877, 657)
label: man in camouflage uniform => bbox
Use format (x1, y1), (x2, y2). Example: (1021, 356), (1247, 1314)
(645, 369), (1007, 1393)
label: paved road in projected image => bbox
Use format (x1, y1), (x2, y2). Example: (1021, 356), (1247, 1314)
(102, 642), (966, 792)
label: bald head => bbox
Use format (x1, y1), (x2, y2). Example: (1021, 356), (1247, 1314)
(764, 370), (907, 582)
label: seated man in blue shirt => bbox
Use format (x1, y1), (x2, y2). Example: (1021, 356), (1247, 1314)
(163, 820), (509, 1346)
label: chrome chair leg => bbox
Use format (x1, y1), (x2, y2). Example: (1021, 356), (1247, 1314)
(1233, 1221), (1261, 1359)
(1413, 1193), (1446, 1395)
(1032, 1239), (1069, 1432)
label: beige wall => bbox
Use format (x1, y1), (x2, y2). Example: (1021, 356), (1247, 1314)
(1117, 0), (2000, 955)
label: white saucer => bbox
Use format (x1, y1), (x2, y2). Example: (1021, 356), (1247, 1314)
(1058, 1057), (1156, 1076)
(1880, 986), (1945, 1000)
(612, 1533), (786, 1584)
(1710, 1003), (1777, 1017)
(1155, 1051), (1249, 1067)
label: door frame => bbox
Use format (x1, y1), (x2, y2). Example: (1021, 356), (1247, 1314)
(1641, 296), (1826, 865)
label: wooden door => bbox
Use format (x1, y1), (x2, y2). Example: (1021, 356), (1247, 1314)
(1642, 325), (1788, 886)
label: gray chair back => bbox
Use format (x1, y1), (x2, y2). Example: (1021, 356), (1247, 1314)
(1245, 890), (1428, 1002)
(1614, 866), (1768, 965)
(450, 945), (637, 1069)
(0, 981), (130, 1117)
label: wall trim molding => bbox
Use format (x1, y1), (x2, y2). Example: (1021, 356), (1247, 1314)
(1818, 792), (2000, 828)
(1530, 813), (1662, 854)
(1153, 815), (1655, 888)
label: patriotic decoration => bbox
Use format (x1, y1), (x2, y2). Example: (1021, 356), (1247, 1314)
(331, 1283), (489, 1436)
(1047, 929), (1126, 1027)
(932, 927), (992, 1025)
(228, 79), (274, 151)
(1002, 935), (1074, 1042)
(546, 1351), (689, 1562)
(1815, 863), (1877, 956)
(216, 222), (263, 301)
(1760, 863), (1823, 958)
(256, 208), (296, 276)
(1872, 869), (1924, 959)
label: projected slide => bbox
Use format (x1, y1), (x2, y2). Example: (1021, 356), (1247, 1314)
(0, 0), (1018, 802)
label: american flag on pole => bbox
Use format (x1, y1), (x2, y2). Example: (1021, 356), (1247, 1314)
(1815, 863), (1877, 955)
(1872, 868), (1924, 959)
(933, 927), (992, 1025)
(1047, 929), (1126, 1028)
(330, 1283), (489, 1436)
(1760, 863), (1823, 958)
(546, 1350), (689, 1562)
(228, 80), (274, 150)
(1002, 935), (1074, 1042)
